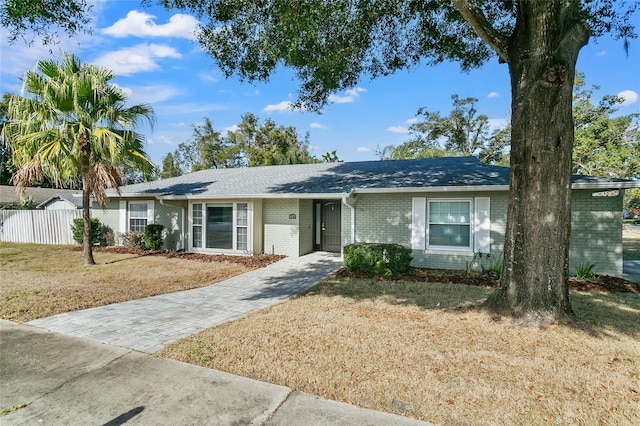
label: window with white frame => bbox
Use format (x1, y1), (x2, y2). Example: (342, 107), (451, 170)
(190, 202), (251, 251)
(192, 203), (203, 247)
(412, 197), (491, 253)
(427, 200), (472, 248)
(236, 203), (248, 251)
(129, 203), (149, 232)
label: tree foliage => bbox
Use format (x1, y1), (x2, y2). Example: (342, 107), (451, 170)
(160, 113), (321, 177)
(5, 53), (155, 264)
(379, 94), (509, 164)
(1, 0), (92, 45)
(572, 77), (639, 180)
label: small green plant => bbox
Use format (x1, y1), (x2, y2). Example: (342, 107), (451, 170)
(121, 231), (146, 250)
(574, 262), (596, 280)
(482, 257), (503, 277)
(343, 243), (412, 275)
(466, 251), (491, 273)
(144, 224), (165, 251)
(71, 218), (109, 246)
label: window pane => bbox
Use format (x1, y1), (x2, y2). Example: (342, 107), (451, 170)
(237, 203), (248, 226)
(193, 203), (202, 225)
(130, 203), (147, 218)
(192, 226), (202, 248)
(129, 218), (147, 232)
(429, 201), (471, 224)
(206, 205), (233, 249)
(429, 224), (470, 247)
(236, 227), (247, 251)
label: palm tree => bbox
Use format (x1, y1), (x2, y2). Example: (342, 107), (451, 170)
(5, 53), (155, 265)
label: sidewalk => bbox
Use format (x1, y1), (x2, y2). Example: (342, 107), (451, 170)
(0, 320), (432, 425)
(27, 252), (343, 353)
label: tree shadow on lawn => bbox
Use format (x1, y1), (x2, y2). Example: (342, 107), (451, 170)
(303, 274), (640, 339)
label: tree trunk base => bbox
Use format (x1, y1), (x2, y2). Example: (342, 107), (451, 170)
(481, 291), (575, 327)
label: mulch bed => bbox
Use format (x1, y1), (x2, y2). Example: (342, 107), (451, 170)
(74, 246), (286, 268)
(335, 267), (640, 294)
(76, 246), (639, 293)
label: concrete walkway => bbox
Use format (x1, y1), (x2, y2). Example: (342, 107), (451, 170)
(27, 252), (343, 353)
(622, 260), (640, 283)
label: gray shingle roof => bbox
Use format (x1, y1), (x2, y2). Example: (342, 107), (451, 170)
(113, 156), (637, 199)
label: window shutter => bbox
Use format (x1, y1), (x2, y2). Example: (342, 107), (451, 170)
(147, 200), (155, 224)
(119, 201), (127, 233)
(474, 197), (491, 253)
(411, 197), (426, 250)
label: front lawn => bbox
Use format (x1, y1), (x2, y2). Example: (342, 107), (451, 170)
(158, 276), (640, 425)
(0, 243), (282, 323)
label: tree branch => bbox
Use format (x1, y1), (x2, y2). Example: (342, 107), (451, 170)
(452, 0), (509, 63)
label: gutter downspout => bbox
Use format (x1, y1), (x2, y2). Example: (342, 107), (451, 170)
(157, 198), (186, 251)
(342, 194), (356, 245)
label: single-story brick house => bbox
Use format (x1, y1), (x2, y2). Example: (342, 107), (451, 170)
(96, 156), (636, 276)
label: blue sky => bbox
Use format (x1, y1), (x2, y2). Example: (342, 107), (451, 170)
(1, 0), (638, 167)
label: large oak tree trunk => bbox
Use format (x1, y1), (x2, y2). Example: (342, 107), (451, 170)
(481, 2), (589, 326)
(80, 136), (95, 266)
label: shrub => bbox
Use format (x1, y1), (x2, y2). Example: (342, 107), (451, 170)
(144, 224), (165, 251)
(343, 243), (412, 275)
(121, 231), (146, 250)
(71, 218), (109, 246)
(574, 262), (596, 280)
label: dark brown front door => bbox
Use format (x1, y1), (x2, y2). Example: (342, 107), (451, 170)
(315, 201), (341, 252)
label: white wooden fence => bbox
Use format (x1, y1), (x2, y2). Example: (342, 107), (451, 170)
(0, 210), (83, 245)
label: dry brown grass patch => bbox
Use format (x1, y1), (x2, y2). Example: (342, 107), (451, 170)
(159, 277), (640, 425)
(0, 243), (254, 322)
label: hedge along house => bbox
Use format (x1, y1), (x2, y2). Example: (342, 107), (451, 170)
(96, 156), (636, 276)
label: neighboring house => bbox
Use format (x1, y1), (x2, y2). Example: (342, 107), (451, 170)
(96, 156), (637, 276)
(0, 185), (80, 209)
(36, 194), (83, 210)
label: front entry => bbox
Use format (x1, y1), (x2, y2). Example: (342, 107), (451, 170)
(314, 200), (341, 252)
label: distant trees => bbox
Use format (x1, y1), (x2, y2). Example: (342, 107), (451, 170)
(572, 77), (639, 181)
(379, 94), (509, 164)
(160, 113), (337, 177)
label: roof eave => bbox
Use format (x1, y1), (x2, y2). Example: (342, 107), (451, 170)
(571, 181), (639, 190)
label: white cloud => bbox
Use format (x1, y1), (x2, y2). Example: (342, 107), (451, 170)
(91, 43), (181, 75)
(328, 87), (366, 104)
(596, 51), (606, 57)
(102, 10), (199, 40)
(387, 126), (409, 134)
(488, 118), (510, 131)
(618, 90), (638, 106)
(405, 117), (419, 124)
(198, 71), (219, 83)
(223, 124), (239, 135)
(263, 100), (293, 112)
(310, 122), (327, 129)
(357, 147), (371, 153)
(127, 84), (183, 105)
(487, 91), (500, 98)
